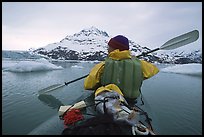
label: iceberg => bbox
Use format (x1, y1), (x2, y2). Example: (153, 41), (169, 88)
(3, 58), (63, 73)
(160, 63), (202, 76)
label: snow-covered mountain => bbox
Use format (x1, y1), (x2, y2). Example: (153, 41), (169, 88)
(155, 49), (202, 64)
(27, 26), (202, 64)
(30, 26), (149, 61)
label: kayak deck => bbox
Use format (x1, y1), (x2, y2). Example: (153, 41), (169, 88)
(29, 92), (156, 135)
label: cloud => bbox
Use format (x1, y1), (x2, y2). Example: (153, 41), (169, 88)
(2, 2), (202, 51)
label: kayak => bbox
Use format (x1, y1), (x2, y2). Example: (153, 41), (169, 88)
(28, 92), (91, 135)
(29, 91), (156, 135)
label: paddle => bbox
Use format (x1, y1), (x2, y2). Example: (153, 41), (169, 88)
(38, 94), (64, 109)
(38, 30), (199, 94)
(38, 74), (88, 94)
(136, 30), (199, 57)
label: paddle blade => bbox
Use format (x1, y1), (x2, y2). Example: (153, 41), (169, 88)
(38, 94), (64, 109)
(38, 84), (65, 94)
(160, 30), (199, 50)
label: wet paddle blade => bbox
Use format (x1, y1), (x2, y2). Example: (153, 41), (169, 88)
(160, 30), (199, 50)
(38, 94), (64, 109)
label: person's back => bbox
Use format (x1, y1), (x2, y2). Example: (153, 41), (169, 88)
(101, 51), (143, 99)
(84, 35), (159, 100)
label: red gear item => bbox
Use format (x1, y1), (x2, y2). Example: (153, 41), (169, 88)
(63, 108), (84, 126)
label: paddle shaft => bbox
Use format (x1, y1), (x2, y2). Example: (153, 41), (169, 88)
(39, 75), (89, 94)
(65, 74), (89, 85)
(136, 48), (160, 58)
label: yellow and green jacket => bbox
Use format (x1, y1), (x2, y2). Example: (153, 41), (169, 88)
(84, 49), (159, 99)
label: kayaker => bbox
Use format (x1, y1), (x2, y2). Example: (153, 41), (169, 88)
(84, 34), (159, 103)
(61, 35), (159, 135)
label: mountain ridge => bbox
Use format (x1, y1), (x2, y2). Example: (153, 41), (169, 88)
(7, 26), (202, 64)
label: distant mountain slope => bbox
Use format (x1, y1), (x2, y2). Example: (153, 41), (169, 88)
(31, 26), (153, 61)
(7, 26), (201, 64)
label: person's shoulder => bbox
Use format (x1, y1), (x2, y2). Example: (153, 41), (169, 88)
(131, 56), (141, 61)
(93, 61), (105, 67)
(140, 60), (155, 66)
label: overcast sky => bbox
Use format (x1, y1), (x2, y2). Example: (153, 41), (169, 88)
(2, 2), (202, 51)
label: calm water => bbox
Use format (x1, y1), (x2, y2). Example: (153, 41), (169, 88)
(2, 60), (202, 135)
